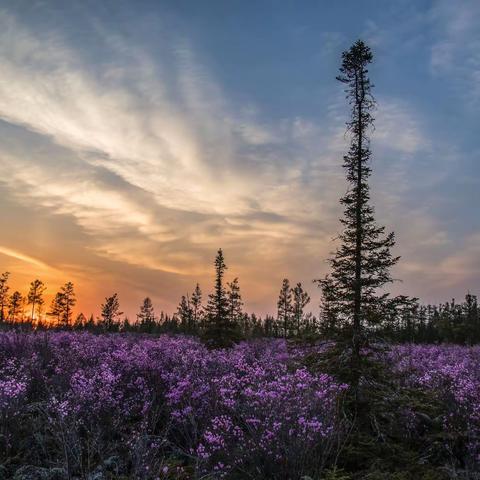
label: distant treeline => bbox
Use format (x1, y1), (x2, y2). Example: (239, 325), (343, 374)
(1, 269), (478, 344)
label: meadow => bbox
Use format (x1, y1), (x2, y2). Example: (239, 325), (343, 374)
(1, 331), (479, 479)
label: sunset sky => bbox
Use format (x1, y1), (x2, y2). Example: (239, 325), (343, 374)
(0, 0), (479, 320)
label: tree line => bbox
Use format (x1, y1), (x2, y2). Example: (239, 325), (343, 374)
(1, 266), (478, 344)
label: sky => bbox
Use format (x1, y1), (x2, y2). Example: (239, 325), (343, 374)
(0, 0), (479, 320)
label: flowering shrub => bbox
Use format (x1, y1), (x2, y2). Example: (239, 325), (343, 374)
(2, 332), (480, 478)
(0, 332), (346, 479)
(0, 359), (28, 412)
(391, 344), (480, 470)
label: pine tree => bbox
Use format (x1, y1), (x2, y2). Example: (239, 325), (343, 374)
(28, 279), (46, 322)
(74, 313), (87, 330)
(85, 314), (95, 331)
(59, 282), (76, 327)
(99, 293), (123, 331)
(48, 283), (76, 327)
(227, 277), (243, 325)
(291, 282), (310, 336)
(121, 317), (132, 332)
(464, 293), (479, 343)
(48, 292), (63, 324)
(204, 249), (238, 347)
(8, 290), (22, 322)
(277, 279), (293, 338)
(138, 297), (156, 332)
(319, 279), (340, 336)
(191, 283), (203, 328)
(177, 295), (193, 332)
(317, 40), (400, 384)
(0, 272), (10, 322)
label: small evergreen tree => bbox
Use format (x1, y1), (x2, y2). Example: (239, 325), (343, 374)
(277, 279), (293, 338)
(191, 283), (203, 329)
(74, 313), (87, 330)
(0, 272), (10, 322)
(138, 297), (156, 332)
(27, 279), (46, 322)
(99, 293), (123, 331)
(121, 317), (132, 332)
(7, 290), (22, 322)
(48, 292), (63, 325)
(59, 282), (76, 327)
(85, 314), (95, 331)
(48, 283), (76, 327)
(204, 249), (239, 347)
(177, 295), (193, 332)
(291, 282), (311, 336)
(227, 277), (243, 325)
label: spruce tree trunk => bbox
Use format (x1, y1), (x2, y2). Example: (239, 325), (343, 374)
(353, 69), (363, 390)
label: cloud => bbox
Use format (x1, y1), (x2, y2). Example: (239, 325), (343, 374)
(0, 5), (473, 316)
(397, 230), (480, 303)
(0, 246), (54, 271)
(374, 99), (429, 154)
(438, 233), (480, 286)
(429, 0), (480, 102)
(0, 16), (335, 315)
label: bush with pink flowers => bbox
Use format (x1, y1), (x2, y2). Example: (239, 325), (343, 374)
(0, 332), (346, 479)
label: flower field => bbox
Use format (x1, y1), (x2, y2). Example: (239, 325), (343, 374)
(1, 332), (480, 479)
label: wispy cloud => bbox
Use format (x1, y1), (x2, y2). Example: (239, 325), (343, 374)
(0, 8), (345, 309)
(0, 4), (476, 315)
(429, 0), (480, 102)
(0, 246), (54, 271)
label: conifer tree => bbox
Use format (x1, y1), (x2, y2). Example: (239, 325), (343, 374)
(121, 317), (132, 332)
(138, 297), (156, 332)
(177, 295), (193, 332)
(317, 40), (400, 383)
(99, 293), (123, 331)
(27, 279), (46, 322)
(319, 280), (340, 336)
(227, 277), (243, 325)
(277, 278), (293, 338)
(85, 314), (95, 331)
(74, 313), (87, 330)
(59, 282), (76, 327)
(48, 292), (63, 324)
(204, 249), (238, 347)
(464, 293), (479, 343)
(8, 290), (22, 322)
(191, 283), (203, 328)
(48, 283), (76, 327)
(0, 272), (10, 322)
(291, 282), (310, 336)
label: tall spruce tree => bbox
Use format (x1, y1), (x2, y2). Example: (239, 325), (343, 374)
(317, 40), (399, 382)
